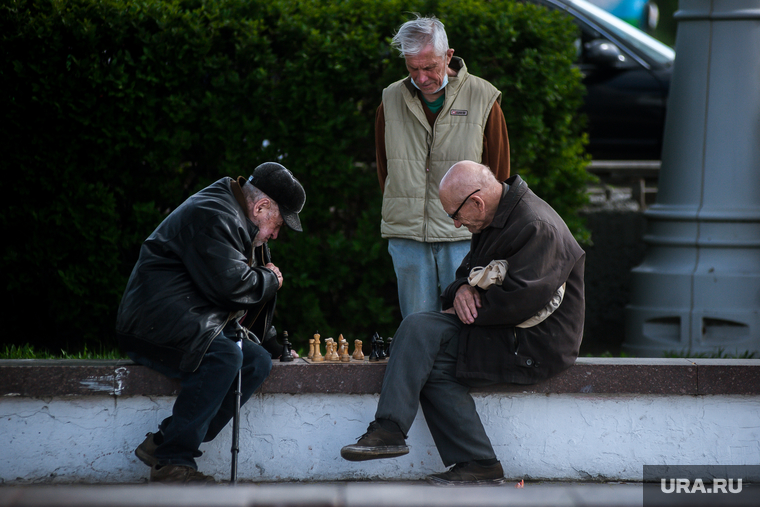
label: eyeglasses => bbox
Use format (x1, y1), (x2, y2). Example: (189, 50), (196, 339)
(446, 189), (481, 220)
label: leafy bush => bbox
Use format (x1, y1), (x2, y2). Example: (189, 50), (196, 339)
(1, 0), (590, 355)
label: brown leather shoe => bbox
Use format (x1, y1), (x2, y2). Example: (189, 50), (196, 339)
(150, 464), (216, 484)
(340, 421), (409, 461)
(135, 432), (159, 467)
(427, 461), (507, 486)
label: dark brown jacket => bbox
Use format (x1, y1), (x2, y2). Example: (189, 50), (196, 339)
(441, 175), (585, 384)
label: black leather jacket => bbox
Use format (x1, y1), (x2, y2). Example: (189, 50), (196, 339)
(116, 177), (280, 372)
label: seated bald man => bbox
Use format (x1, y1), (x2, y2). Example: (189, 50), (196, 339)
(341, 160), (585, 485)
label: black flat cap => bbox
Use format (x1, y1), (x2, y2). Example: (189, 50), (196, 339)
(248, 162), (306, 232)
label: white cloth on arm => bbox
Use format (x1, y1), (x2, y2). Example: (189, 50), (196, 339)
(516, 283), (565, 329)
(467, 260), (508, 289)
(468, 260), (566, 328)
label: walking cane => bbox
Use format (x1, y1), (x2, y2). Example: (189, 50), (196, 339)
(231, 243), (270, 484)
(231, 330), (244, 485)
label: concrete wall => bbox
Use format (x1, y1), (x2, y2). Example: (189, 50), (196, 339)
(2, 358), (759, 485)
(2, 392), (759, 485)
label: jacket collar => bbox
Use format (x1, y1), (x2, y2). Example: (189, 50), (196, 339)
(488, 175), (526, 229)
(231, 176), (248, 212)
(230, 177), (261, 240)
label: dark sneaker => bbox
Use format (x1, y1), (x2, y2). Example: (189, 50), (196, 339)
(150, 464), (216, 484)
(135, 432), (159, 467)
(340, 421), (409, 461)
(427, 461), (507, 486)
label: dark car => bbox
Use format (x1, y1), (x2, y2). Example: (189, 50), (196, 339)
(530, 0), (675, 160)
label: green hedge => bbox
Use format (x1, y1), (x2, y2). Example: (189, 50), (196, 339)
(1, 0), (590, 354)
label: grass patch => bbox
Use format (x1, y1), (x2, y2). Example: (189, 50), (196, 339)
(1, 344), (127, 360)
(585, 348), (757, 359)
(584, 350), (633, 358)
(663, 348), (757, 359)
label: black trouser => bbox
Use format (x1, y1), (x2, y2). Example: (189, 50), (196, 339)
(129, 323), (272, 469)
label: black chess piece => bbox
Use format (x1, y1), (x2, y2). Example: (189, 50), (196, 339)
(377, 335), (387, 359)
(385, 336), (393, 358)
(369, 332), (380, 361)
(280, 331), (294, 362)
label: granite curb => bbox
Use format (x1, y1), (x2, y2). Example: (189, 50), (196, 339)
(2, 358), (760, 398)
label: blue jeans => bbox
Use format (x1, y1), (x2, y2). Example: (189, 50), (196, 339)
(128, 323), (272, 469)
(388, 238), (470, 318)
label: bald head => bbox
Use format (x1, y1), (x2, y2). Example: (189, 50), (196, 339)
(439, 161), (503, 233)
(440, 161), (497, 198)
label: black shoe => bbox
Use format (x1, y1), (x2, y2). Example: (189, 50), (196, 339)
(340, 421), (409, 461)
(135, 432), (160, 467)
(427, 461), (507, 486)
(150, 464), (216, 484)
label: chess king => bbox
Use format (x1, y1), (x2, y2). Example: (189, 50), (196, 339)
(341, 161), (585, 485)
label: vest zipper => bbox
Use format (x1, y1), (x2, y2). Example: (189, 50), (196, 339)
(424, 105), (443, 242)
(423, 138), (433, 241)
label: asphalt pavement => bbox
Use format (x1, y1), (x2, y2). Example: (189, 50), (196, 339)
(0, 481), (667, 507)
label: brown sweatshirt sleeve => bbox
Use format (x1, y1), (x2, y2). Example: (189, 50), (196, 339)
(375, 103), (387, 193)
(481, 101), (511, 181)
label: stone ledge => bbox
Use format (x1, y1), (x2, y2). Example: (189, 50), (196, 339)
(2, 357), (759, 398)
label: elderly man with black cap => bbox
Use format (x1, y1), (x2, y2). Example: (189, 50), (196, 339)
(116, 162), (306, 483)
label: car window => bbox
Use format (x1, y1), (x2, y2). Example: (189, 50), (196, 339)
(564, 0), (675, 65)
(530, 0), (674, 67)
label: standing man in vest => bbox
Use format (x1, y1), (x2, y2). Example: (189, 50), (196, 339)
(376, 15), (511, 319)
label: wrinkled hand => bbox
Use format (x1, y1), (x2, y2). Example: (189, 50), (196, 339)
(265, 262), (283, 289)
(450, 284), (481, 324)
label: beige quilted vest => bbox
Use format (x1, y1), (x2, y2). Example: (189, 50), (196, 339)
(380, 59), (501, 242)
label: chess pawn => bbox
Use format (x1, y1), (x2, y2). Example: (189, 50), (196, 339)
(323, 338), (331, 360)
(330, 340), (340, 361)
(385, 336), (393, 358)
(308, 339), (315, 360)
(323, 338), (332, 361)
(312, 332), (324, 362)
(338, 337), (350, 362)
(352, 340), (364, 360)
(338, 334), (350, 362)
(326, 338), (339, 361)
(280, 331), (294, 362)
(336, 340), (346, 361)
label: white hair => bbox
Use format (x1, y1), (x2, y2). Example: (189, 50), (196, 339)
(391, 14), (449, 58)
